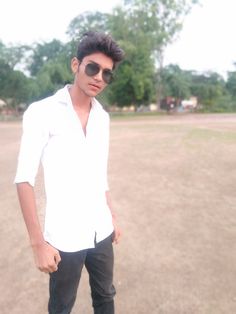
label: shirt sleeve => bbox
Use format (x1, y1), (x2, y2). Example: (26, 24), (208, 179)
(14, 102), (49, 186)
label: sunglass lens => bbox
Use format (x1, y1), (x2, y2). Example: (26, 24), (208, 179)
(103, 70), (113, 84)
(85, 63), (100, 77)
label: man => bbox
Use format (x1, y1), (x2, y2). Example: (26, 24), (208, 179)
(15, 31), (124, 314)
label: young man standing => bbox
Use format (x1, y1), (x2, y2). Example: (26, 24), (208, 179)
(15, 31), (124, 314)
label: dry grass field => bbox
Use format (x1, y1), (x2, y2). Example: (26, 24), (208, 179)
(1, 113), (236, 314)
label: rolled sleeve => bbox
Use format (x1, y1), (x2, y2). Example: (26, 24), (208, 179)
(15, 103), (49, 186)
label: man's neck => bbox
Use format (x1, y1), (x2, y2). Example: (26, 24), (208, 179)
(68, 85), (92, 135)
(69, 85), (92, 111)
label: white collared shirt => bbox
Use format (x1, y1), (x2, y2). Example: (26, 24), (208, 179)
(15, 85), (114, 252)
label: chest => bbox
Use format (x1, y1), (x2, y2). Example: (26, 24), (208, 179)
(73, 107), (90, 136)
(47, 107), (108, 151)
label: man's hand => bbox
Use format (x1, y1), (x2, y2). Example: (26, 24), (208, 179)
(105, 191), (121, 244)
(31, 241), (61, 273)
(16, 183), (61, 273)
(112, 218), (121, 244)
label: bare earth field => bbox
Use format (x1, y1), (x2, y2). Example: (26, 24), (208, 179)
(1, 113), (236, 314)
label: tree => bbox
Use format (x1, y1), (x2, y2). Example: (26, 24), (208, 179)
(107, 6), (156, 106)
(0, 59), (12, 101)
(123, 0), (198, 56)
(161, 64), (191, 99)
(66, 11), (110, 40)
(0, 40), (73, 107)
(28, 39), (69, 76)
(0, 41), (29, 69)
(23, 40), (74, 100)
(226, 63), (236, 98)
(0, 59), (34, 108)
(190, 71), (226, 109)
(123, 0), (199, 104)
(35, 61), (73, 98)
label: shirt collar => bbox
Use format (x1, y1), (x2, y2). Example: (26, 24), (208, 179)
(54, 85), (99, 111)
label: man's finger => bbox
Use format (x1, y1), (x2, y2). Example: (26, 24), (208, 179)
(112, 232), (119, 244)
(48, 261), (58, 273)
(54, 252), (61, 265)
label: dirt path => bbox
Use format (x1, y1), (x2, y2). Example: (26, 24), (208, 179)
(1, 114), (236, 313)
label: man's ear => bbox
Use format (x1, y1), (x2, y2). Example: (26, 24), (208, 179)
(71, 57), (80, 74)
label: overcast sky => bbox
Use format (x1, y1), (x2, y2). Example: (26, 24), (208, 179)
(1, 0), (236, 77)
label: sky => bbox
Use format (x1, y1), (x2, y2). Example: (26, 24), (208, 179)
(0, 0), (236, 78)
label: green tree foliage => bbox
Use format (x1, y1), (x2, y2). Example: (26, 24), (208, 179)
(108, 6), (156, 106)
(226, 64), (236, 98)
(227, 73), (236, 97)
(124, 0), (198, 53)
(28, 39), (69, 76)
(159, 65), (236, 112)
(0, 40), (28, 69)
(161, 64), (190, 99)
(120, 0), (198, 105)
(123, 0), (199, 103)
(0, 40), (73, 107)
(0, 59), (12, 100)
(26, 40), (73, 99)
(67, 11), (110, 40)
(0, 59), (34, 107)
(35, 61), (73, 98)
(190, 71), (226, 108)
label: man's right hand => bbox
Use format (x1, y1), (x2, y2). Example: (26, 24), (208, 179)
(31, 241), (61, 274)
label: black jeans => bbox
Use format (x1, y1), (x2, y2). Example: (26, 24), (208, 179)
(48, 234), (116, 314)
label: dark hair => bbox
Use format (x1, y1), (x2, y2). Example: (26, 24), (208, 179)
(76, 31), (124, 68)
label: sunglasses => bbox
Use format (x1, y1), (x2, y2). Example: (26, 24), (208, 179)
(83, 62), (114, 84)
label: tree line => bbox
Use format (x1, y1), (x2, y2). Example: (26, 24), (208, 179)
(0, 0), (236, 113)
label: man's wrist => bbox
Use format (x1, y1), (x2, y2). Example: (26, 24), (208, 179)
(30, 237), (45, 248)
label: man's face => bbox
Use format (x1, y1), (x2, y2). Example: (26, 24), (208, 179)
(73, 52), (114, 98)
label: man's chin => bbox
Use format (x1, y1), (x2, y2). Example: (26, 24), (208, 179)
(85, 91), (100, 98)
(86, 88), (103, 98)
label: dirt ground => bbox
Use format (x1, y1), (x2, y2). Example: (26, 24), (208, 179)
(1, 113), (236, 314)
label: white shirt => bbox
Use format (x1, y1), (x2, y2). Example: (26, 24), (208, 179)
(15, 85), (114, 252)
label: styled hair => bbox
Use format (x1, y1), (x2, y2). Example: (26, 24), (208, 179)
(76, 31), (124, 68)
